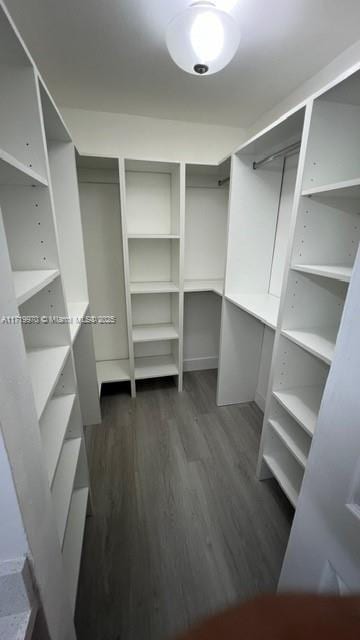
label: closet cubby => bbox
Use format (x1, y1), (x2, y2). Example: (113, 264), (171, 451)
(125, 159), (181, 236)
(281, 270), (347, 364)
(263, 426), (304, 507)
(272, 337), (328, 437)
(302, 71), (360, 192)
(128, 237), (180, 290)
(217, 108), (305, 408)
(291, 193), (360, 283)
(0, 11), (47, 184)
(268, 400), (311, 469)
(132, 292), (180, 343)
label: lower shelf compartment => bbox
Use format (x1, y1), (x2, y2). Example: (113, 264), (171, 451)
(27, 346), (70, 419)
(96, 359), (131, 390)
(268, 418), (309, 468)
(281, 327), (337, 364)
(62, 487), (89, 612)
(273, 386), (322, 436)
(52, 437), (81, 547)
(40, 393), (76, 487)
(135, 354), (178, 380)
(263, 452), (303, 508)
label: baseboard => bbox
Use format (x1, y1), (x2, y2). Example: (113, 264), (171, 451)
(254, 391), (266, 412)
(183, 356), (218, 372)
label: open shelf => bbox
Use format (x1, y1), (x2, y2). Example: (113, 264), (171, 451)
(281, 326), (336, 364)
(96, 359), (131, 389)
(132, 323), (179, 343)
(302, 177), (360, 198)
(273, 386), (323, 436)
(130, 281), (179, 294)
(184, 279), (223, 296)
(263, 453), (301, 508)
(39, 394), (76, 486)
(27, 346), (70, 419)
(62, 487), (89, 612)
(13, 269), (59, 306)
(52, 437), (81, 547)
(291, 264), (352, 283)
(67, 301), (89, 343)
(0, 148), (48, 187)
(268, 418), (309, 468)
(128, 234), (180, 239)
(225, 292), (279, 329)
(135, 354), (178, 380)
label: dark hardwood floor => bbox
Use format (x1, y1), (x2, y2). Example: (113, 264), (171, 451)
(75, 370), (293, 640)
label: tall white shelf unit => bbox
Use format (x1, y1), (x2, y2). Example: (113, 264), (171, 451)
(217, 108), (305, 411)
(258, 70), (360, 507)
(0, 3), (99, 637)
(120, 159), (185, 395)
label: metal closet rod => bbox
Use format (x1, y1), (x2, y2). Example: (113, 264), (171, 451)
(218, 176), (230, 186)
(253, 140), (301, 170)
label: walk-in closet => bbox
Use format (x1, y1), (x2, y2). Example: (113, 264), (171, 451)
(1, 2), (360, 639)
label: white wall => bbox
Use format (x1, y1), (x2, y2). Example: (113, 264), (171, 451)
(246, 38), (360, 141)
(61, 107), (245, 164)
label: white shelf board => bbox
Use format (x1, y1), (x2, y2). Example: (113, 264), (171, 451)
(62, 487), (89, 611)
(40, 394), (76, 487)
(291, 264), (352, 283)
(130, 281), (179, 294)
(184, 279), (224, 296)
(225, 292), (280, 329)
(273, 386), (323, 436)
(67, 301), (89, 343)
(135, 354), (178, 380)
(263, 454), (299, 508)
(52, 437), (81, 547)
(0, 148), (48, 186)
(281, 326), (337, 364)
(96, 359), (131, 390)
(14, 269), (60, 306)
(27, 346), (70, 419)
(302, 177), (360, 198)
(128, 234), (180, 239)
(132, 323), (179, 343)
(268, 418), (307, 468)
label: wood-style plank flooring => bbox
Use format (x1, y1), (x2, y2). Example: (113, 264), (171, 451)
(75, 370), (293, 640)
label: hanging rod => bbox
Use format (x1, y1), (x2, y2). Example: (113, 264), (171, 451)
(252, 140), (301, 170)
(218, 176), (230, 186)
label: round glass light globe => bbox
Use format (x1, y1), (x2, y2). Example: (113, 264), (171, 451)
(166, 1), (240, 76)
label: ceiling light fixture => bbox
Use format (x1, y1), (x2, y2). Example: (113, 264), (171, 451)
(166, 1), (240, 76)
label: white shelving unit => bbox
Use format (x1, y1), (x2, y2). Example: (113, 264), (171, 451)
(0, 5), (98, 635)
(258, 70), (360, 507)
(120, 158), (185, 395)
(217, 109), (305, 409)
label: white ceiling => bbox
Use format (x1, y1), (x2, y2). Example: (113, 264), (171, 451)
(5, 0), (360, 127)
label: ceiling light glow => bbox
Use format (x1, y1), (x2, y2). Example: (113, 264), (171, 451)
(166, 1), (241, 76)
(190, 11), (224, 62)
